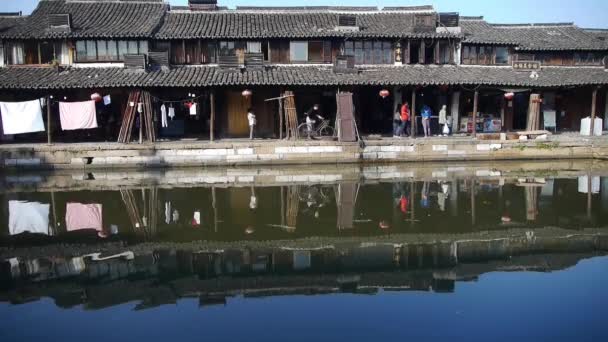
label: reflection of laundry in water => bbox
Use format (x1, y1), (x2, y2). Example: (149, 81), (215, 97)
(9, 200), (50, 236)
(165, 202), (171, 224)
(66, 203), (103, 231)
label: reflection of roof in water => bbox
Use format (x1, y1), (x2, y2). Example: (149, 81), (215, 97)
(0, 252), (601, 310)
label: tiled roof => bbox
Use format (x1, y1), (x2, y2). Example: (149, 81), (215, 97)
(155, 10), (455, 39)
(0, 0), (167, 39)
(0, 65), (606, 90)
(0, 14), (26, 36)
(461, 18), (607, 51)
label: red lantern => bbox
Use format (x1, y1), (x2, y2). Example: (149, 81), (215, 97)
(379, 89), (390, 98)
(504, 92), (515, 101)
(90, 93), (102, 102)
(242, 89), (252, 97)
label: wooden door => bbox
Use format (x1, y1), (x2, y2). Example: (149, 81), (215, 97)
(336, 92), (357, 142)
(227, 90), (251, 137)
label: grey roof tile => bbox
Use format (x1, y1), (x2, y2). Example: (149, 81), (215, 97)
(155, 11), (456, 39)
(0, 0), (167, 39)
(0, 65), (606, 90)
(461, 18), (607, 51)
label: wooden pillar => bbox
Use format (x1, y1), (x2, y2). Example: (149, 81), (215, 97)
(419, 41), (425, 64)
(590, 87), (598, 135)
(139, 110), (143, 144)
(279, 93), (284, 140)
(472, 90), (479, 137)
(46, 95), (52, 145)
(411, 88), (417, 138)
(210, 90), (216, 141)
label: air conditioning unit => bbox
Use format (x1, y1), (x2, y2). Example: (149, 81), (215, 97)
(48, 14), (71, 32)
(333, 55), (357, 74)
(336, 15), (359, 32)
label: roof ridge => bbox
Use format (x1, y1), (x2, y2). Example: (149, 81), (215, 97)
(490, 22), (575, 28)
(460, 16), (484, 20)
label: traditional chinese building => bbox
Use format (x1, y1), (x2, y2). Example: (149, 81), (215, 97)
(0, 0), (606, 144)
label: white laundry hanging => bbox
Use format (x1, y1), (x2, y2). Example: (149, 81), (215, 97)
(0, 99), (45, 135)
(161, 104), (168, 128)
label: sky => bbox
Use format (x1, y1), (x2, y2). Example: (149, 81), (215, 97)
(1, 0), (607, 28)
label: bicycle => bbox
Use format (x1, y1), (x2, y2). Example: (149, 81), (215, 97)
(297, 119), (335, 139)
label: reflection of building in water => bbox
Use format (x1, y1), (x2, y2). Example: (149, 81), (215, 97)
(1, 177), (607, 241)
(2, 231), (607, 309)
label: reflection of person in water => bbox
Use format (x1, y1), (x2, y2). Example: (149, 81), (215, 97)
(302, 186), (329, 219)
(420, 181), (430, 209)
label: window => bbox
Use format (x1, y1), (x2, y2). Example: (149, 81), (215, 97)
(246, 42), (262, 54)
(478, 46), (489, 65)
(39, 41), (55, 63)
(127, 41), (139, 55)
(575, 52), (603, 65)
(345, 41), (393, 65)
(4, 42), (23, 65)
(107, 40), (118, 60)
(308, 41), (324, 63)
(23, 41), (38, 64)
(96, 41), (108, 61)
(495, 47), (509, 65)
(290, 41), (308, 62)
(118, 41), (128, 59)
(219, 41), (236, 56)
(76, 40), (145, 62)
(437, 41), (451, 64)
(270, 41), (289, 63)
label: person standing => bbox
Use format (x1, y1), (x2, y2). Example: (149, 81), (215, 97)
(247, 108), (256, 140)
(421, 105), (432, 137)
(393, 103), (402, 138)
(439, 104), (448, 136)
(400, 102), (410, 137)
(305, 104), (324, 139)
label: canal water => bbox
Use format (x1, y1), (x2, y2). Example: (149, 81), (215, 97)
(0, 161), (607, 341)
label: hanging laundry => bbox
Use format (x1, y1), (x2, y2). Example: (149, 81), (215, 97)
(9, 201), (50, 236)
(192, 211), (201, 226)
(189, 102), (197, 116)
(172, 209), (180, 223)
(0, 99), (45, 135)
(65, 203), (103, 232)
(161, 104), (168, 128)
(103, 95), (111, 106)
(168, 105), (175, 120)
(59, 100), (98, 130)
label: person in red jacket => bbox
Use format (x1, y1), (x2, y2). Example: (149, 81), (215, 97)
(400, 102), (410, 137)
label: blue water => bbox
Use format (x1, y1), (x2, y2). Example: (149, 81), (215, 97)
(1, 256), (606, 342)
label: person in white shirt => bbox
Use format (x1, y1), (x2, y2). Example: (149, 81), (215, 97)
(247, 108), (256, 140)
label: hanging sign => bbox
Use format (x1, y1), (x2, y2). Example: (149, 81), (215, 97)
(513, 60), (541, 71)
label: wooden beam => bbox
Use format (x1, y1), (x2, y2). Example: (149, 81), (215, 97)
(210, 90), (215, 141)
(46, 95), (52, 145)
(472, 90), (479, 137)
(411, 88), (417, 138)
(590, 87), (598, 135)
